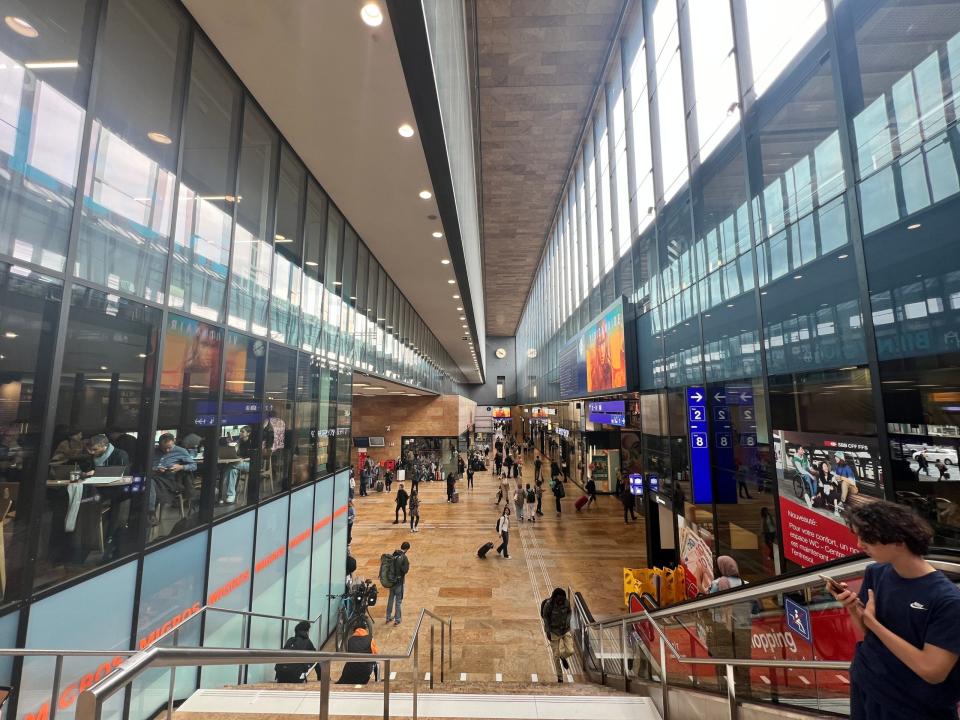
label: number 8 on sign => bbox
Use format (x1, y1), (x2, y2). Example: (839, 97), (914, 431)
(691, 432), (707, 448)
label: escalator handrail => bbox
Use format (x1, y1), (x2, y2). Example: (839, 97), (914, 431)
(587, 554), (960, 629)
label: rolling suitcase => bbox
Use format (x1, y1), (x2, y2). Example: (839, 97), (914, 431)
(477, 541), (495, 558)
(574, 495), (589, 511)
(451, 491), (459, 503)
(375, 480), (384, 492)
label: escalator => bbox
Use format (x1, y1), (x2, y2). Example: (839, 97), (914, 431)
(570, 551), (960, 719)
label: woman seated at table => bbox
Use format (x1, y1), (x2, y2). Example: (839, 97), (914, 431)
(51, 426), (85, 464)
(219, 426), (253, 505)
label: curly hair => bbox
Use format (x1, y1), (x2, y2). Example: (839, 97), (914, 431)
(847, 500), (933, 556)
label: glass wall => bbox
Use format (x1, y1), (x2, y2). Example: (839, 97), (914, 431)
(515, 0), (960, 585)
(0, 0), (458, 714)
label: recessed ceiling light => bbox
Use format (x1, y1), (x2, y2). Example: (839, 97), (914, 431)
(137, 353), (147, 358)
(147, 131), (172, 145)
(462, 324), (468, 328)
(100, 365), (108, 371)
(349, 296), (357, 300)
(908, 223), (922, 230)
(360, 2), (383, 27)
(447, 279), (455, 284)
(441, 259), (450, 265)
(419, 190), (432, 200)
(838, 254), (848, 259)
(453, 294), (460, 299)
(459, 316), (465, 320)
(432, 231), (443, 238)
(333, 281), (342, 286)
(398, 123), (414, 138)
(305, 260), (319, 266)
(793, 275), (803, 280)
(3, 332), (16, 339)
(456, 306), (463, 311)
(24, 60), (79, 70)
(5, 16), (38, 38)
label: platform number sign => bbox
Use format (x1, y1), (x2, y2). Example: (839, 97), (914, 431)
(687, 385), (712, 504)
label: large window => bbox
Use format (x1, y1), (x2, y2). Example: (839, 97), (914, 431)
(41, 287), (159, 588)
(75, 0), (189, 302)
(229, 103), (276, 336)
(650, 0), (688, 203)
(169, 38), (241, 323)
(0, 0), (92, 273)
(270, 144), (304, 347)
(152, 314), (222, 541)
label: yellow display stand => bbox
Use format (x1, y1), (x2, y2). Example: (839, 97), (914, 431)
(624, 566), (689, 607)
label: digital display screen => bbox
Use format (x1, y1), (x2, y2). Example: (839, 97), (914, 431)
(588, 399), (626, 426)
(559, 298), (628, 399)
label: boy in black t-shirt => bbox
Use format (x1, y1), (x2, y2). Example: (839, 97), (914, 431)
(829, 501), (960, 720)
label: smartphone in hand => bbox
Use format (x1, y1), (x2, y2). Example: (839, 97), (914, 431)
(819, 573), (845, 594)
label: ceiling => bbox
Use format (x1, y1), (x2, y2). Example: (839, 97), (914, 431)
(182, 0), (479, 383)
(476, 0), (628, 335)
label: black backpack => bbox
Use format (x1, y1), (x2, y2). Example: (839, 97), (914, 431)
(275, 636), (306, 677)
(526, 489), (536, 503)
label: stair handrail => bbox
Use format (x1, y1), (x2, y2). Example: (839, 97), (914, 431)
(76, 607), (453, 720)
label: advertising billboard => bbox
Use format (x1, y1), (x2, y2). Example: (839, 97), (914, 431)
(774, 430), (882, 568)
(559, 298), (628, 399)
(491, 407), (511, 418)
(588, 399), (626, 426)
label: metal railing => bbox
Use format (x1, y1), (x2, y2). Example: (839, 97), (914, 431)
(76, 607), (453, 720)
(0, 603), (321, 720)
(571, 555), (960, 720)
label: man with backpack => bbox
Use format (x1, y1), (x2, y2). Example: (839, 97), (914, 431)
(393, 483), (408, 524)
(551, 474), (565, 515)
(534, 454), (543, 482)
(275, 621), (317, 683)
(541, 588), (574, 683)
(381, 541), (411, 625)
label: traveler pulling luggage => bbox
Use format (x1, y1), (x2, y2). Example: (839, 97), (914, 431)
(477, 541), (494, 558)
(574, 495), (588, 511)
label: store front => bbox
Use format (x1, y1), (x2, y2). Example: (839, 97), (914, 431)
(400, 436), (459, 480)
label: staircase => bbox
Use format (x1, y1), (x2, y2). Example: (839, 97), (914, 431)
(175, 674), (660, 719)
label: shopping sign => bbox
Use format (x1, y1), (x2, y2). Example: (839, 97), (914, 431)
(687, 386), (712, 503)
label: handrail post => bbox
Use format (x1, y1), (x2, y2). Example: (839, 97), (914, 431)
(726, 664), (738, 720)
(659, 636), (670, 720)
(599, 625), (605, 685)
(382, 659), (390, 720)
(49, 654), (64, 720)
(621, 618), (629, 692)
(413, 633), (419, 720)
(440, 622), (445, 683)
(429, 625), (435, 690)
(167, 628), (180, 720)
(318, 660), (330, 720)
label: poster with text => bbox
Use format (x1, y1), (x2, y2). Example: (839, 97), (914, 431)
(775, 430), (881, 568)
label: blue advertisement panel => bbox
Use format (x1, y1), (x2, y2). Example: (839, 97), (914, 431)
(19, 561), (136, 720)
(248, 495), (290, 682)
(131, 533), (207, 720)
(687, 386), (712, 504)
(310, 477), (335, 644)
(559, 298), (628, 399)
(201, 510), (254, 688)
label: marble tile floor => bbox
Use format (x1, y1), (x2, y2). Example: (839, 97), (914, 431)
(337, 456), (648, 680)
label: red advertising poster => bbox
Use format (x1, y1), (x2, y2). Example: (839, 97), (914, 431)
(492, 407), (511, 418)
(774, 430), (882, 568)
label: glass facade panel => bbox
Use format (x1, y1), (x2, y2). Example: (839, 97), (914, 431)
(169, 38), (241, 323)
(75, 0), (188, 302)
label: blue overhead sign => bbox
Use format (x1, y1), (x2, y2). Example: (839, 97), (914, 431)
(687, 386), (712, 504)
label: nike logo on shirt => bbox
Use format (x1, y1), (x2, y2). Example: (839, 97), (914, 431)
(910, 602), (926, 610)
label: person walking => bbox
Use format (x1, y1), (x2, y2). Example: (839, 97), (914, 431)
(446, 472), (456, 502)
(349, 472), (356, 500)
(457, 454), (465, 478)
(534, 454), (543, 482)
(541, 588), (574, 683)
(347, 500), (356, 546)
(360, 463), (370, 497)
(393, 483), (408, 524)
(535, 479), (544, 516)
(828, 501), (960, 719)
(496, 507), (511, 559)
(513, 481), (525, 521)
(585, 477), (598, 508)
(494, 452), (503, 477)
(620, 480), (637, 522)
(500, 473), (512, 507)
(385, 468), (393, 492)
(467, 463), (475, 489)
(384, 541), (411, 625)
(504, 453), (514, 480)
(551, 474), (564, 515)
(408, 488), (421, 532)
(525, 483), (537, 523)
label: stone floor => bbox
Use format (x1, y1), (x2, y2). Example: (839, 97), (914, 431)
(337, 452), (647, 681)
